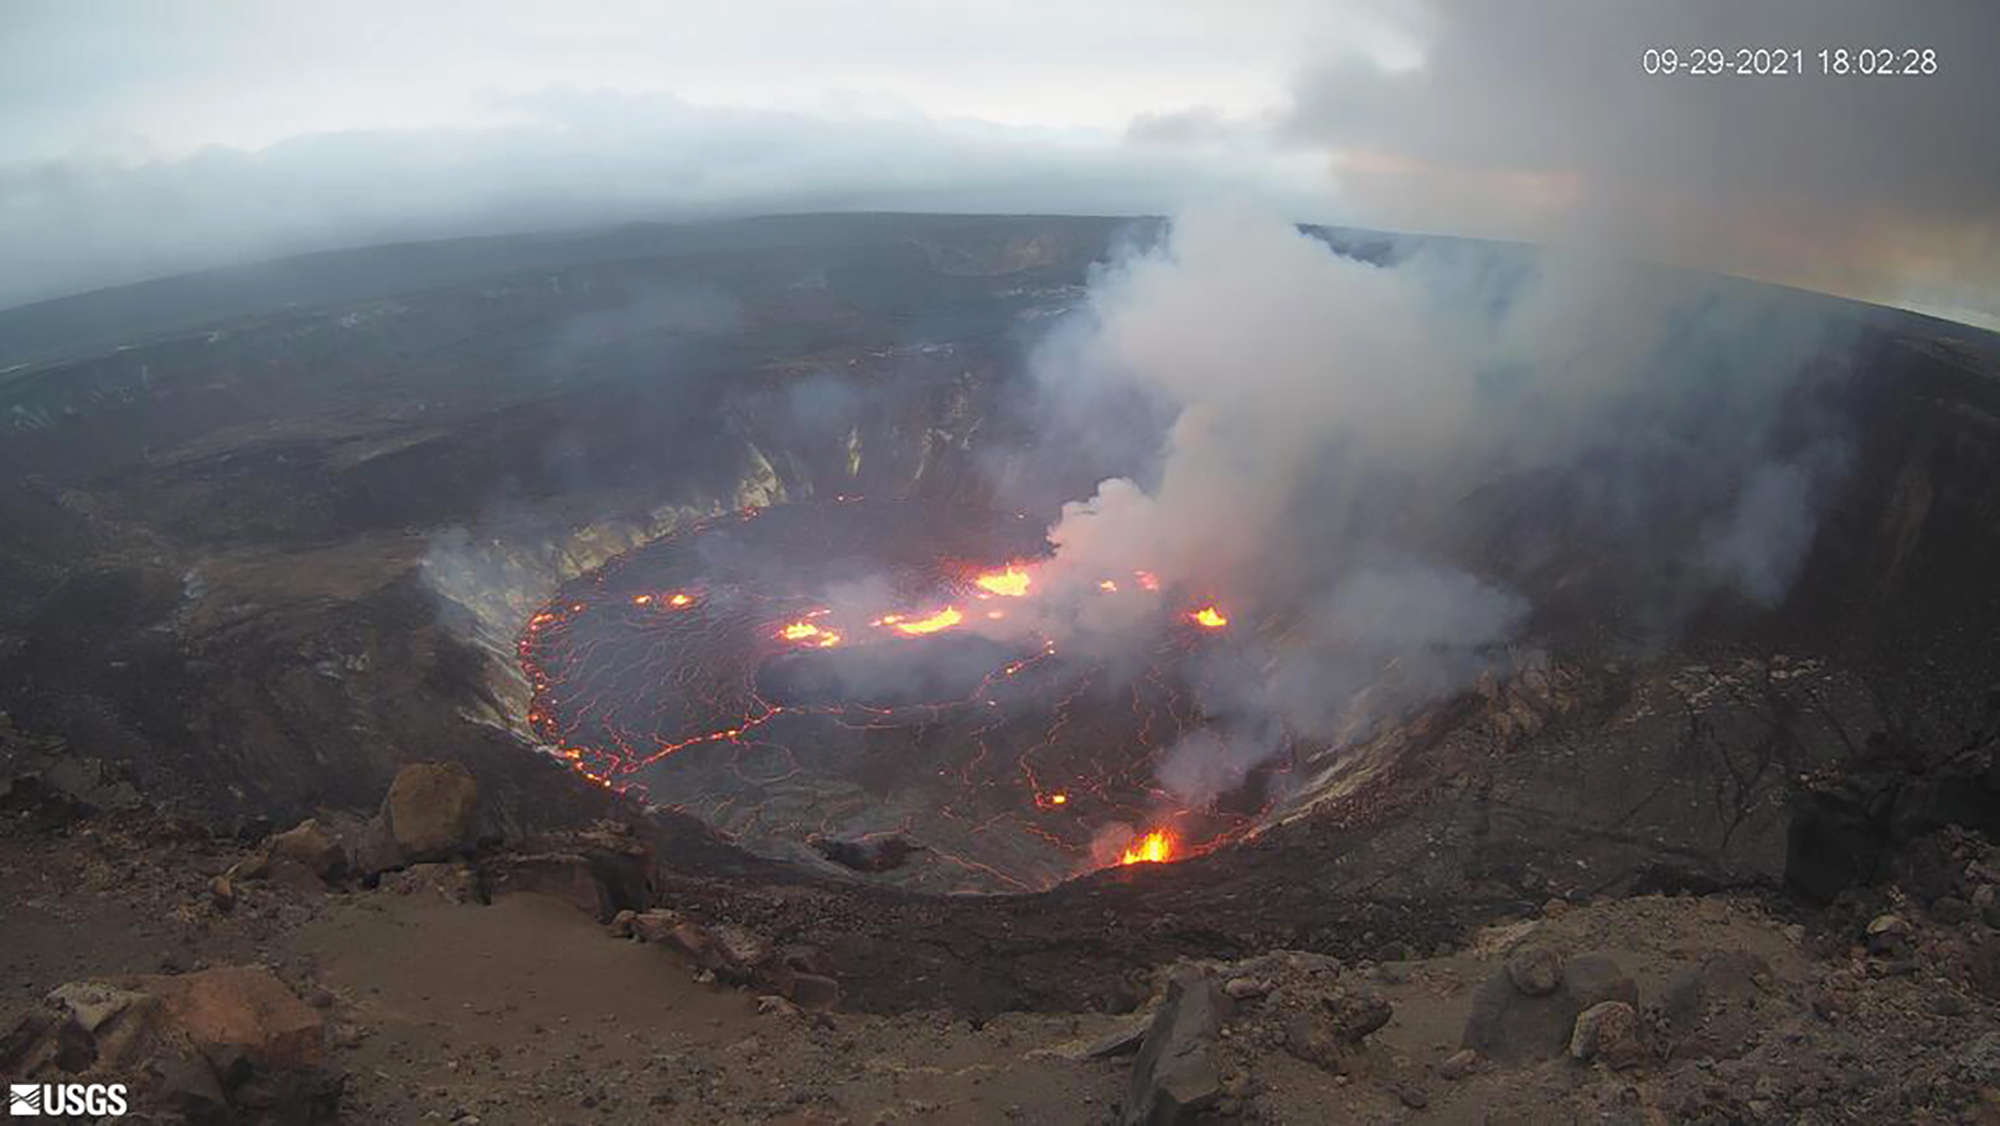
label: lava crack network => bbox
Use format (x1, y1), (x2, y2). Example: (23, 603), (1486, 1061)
(518, 498), (1289, 893)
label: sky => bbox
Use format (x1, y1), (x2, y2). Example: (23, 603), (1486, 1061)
(3, 0), (1997, 325)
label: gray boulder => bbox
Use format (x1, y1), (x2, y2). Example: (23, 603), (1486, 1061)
(1125, 967), (1233, 1126)
(1506, 944), (1563, 996)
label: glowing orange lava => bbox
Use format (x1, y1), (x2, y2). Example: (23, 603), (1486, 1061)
(1048, 792), (1067, 805)
(778, 621), (842, 646)
(974, 566), (1033, 597)
(893, 607), (963, 635)
(632, 594), (652, 605)
(1191, 605), (1228, 629)
(668, 592), (694, 607)
(1098, 579), (1119, 592)
(1119, 829), (1175, 865)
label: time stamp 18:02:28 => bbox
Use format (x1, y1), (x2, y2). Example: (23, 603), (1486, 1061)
(1642, 47), (1938, 76)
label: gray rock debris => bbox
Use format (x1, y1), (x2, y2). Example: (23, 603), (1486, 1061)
(1124, 966), (1233, 1126)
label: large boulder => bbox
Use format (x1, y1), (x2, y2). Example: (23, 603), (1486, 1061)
(1282, 989), (1394, 1072)
(0, 750), (144, 828)
(382, 762), (479, 861)
(269, 819), (348, 881)
(484, 851), (613, 918)
(134, 967), (327, 1072)
(2, 967), (340, 1122)
(351, 813), (407, 878)
(1506, 944), (1564, 996)
(1125, 966), (1233, 1126)
(481, 822), (653, 922)
(1569, 1000), (1645, 1069)
(1463, 951), (1637, 1063)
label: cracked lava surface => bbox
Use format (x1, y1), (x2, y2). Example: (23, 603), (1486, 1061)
(518, 498), (1293, 893)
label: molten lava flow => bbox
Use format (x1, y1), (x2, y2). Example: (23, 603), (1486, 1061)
(974, 566), (1033, 597)
(1119, 829), (1175, 865)
(778, 621), (841, 646)
(516, 500), (1295, 894)
(893, 606), (963, 635)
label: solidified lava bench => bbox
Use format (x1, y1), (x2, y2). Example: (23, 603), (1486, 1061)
(517, 497), (1291, 892)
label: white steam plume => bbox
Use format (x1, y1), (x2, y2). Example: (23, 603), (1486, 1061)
(1004, 207), (1851, 803)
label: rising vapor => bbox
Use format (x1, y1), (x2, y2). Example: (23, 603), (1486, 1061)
(1000, 208), (1852, 800)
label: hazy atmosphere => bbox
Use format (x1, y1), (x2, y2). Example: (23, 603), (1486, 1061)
(5, 0), (1997, 324)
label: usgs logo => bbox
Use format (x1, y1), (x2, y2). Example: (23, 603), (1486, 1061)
(8, 1083), (127, 1117)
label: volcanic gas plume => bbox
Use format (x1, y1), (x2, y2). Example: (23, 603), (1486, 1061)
(518, 498), (1285, 893)
(517, 210), (1854, 893)
(990, 208), (1853, 807)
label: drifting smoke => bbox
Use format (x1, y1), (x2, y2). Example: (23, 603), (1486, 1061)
(1000, 208), (1854, 803)
(1272, 0), (2000, 326)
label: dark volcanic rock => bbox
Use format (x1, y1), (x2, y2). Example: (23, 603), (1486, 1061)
(1125, 967), (1232, 1126)
(809, 834), (924, 873)
(352, 814), (407, 878)
(1968, 933), (2000, 1000)
(484, 852), (617, 920)
(1563, 954), (1640, 1010)
(1656, 968), (1704, 1046)
(1506, 944), (1563, 996)
(1281, 988), (1394, 1074)
(786, 973), (842, 1012)
(482, 821), (651, 922)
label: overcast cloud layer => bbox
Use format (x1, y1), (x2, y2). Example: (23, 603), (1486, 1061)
(3, 0), (1996, 323)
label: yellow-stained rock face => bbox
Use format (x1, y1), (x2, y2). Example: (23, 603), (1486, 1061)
(383, 761), (479, 861)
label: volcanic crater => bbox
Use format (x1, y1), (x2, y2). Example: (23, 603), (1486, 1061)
(519, 496), (1286, 892)
(2, 213), (1997, 1019)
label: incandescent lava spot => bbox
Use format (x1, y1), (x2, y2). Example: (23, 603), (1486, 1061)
(1119, 828), (1176, 866)
(517, 498), (1293, 893)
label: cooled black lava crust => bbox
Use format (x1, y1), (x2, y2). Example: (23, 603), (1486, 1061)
(518, 498), (1283, 893)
